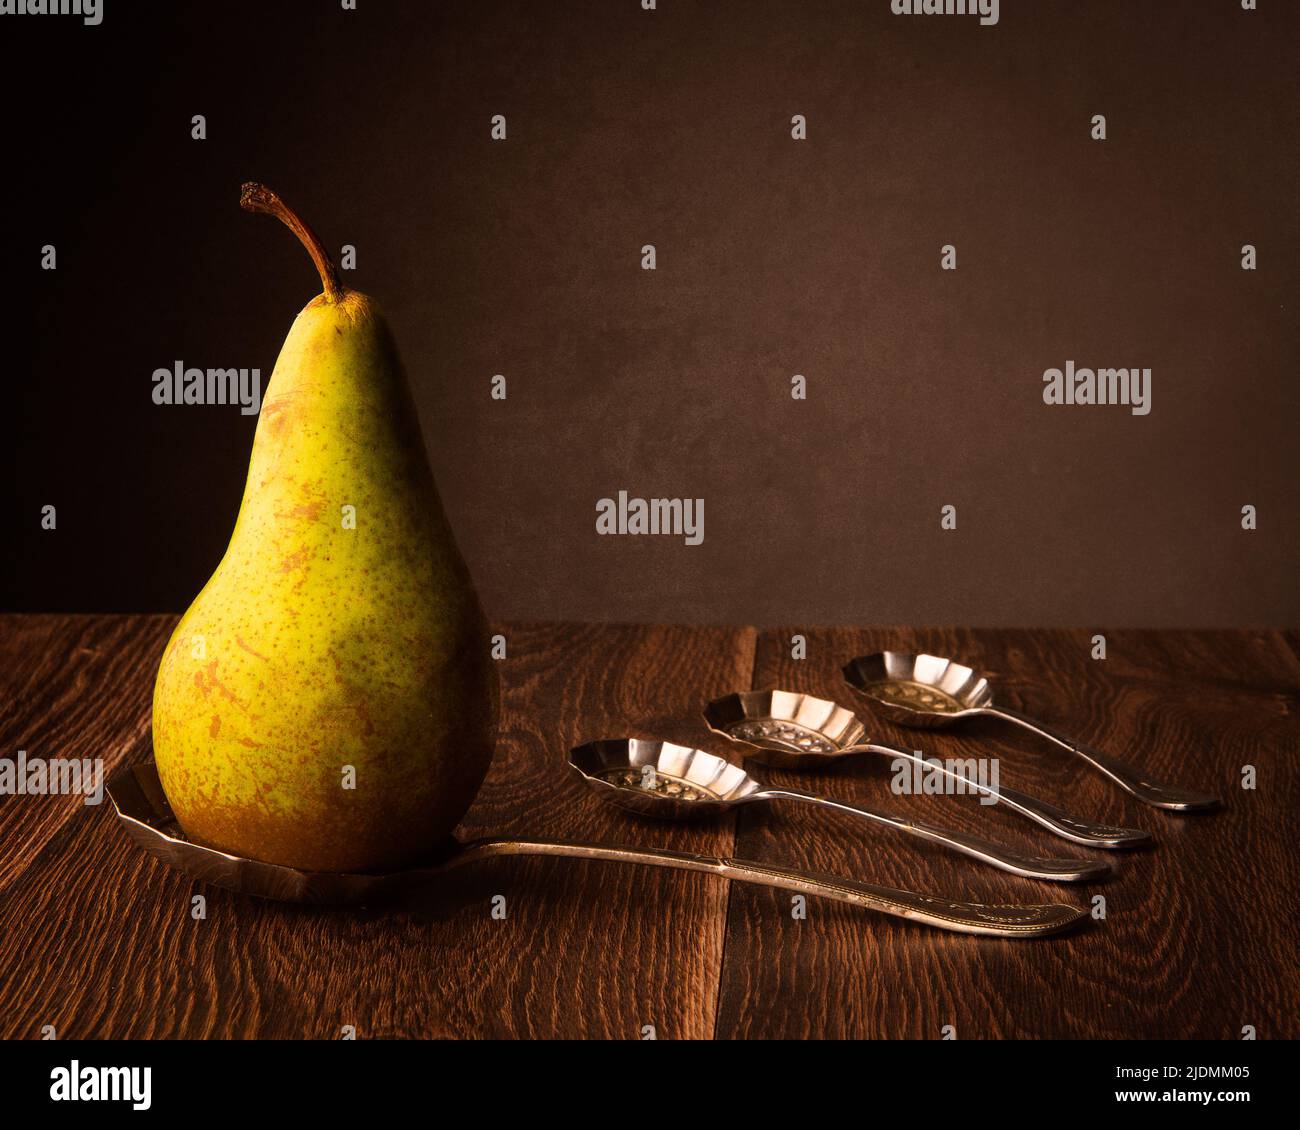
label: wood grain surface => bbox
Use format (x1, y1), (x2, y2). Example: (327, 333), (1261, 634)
(0, 616), (1295, 1039)
(0, 615), (175, 893)
(718, 628), (1300, 1039)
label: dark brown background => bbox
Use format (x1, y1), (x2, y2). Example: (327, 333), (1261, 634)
(5, 0), (1297, 625)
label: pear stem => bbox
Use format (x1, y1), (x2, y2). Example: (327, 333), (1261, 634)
(240, 182), (345, 303)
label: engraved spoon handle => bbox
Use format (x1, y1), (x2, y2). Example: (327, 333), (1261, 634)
(981, 706), (1221, 812)
(753, 788), (1107, 883)
(853, 743), (1151, 848)
(453, 837), (1085, 938)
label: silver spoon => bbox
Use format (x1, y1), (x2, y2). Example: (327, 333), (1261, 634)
(570, 738), (1109, 883)
(109, 762), (1083, 938)
(704, 689), (1150, 849)
(843, 651), (1221, 812)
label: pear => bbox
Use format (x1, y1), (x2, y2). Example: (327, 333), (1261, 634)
(152, 183), (498, 873)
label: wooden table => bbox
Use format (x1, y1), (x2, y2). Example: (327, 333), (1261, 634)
(1, 617), (1296, 1039)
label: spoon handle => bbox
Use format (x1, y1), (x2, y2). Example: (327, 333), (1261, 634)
(981, 706), (1221, 812)
(755, 788), (1107, 883)
(454, 837), (1085, 938)
(856, 743), (1151, 848)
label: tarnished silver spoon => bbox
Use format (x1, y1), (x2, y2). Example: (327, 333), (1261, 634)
(570, 738), (1109, 883)
(842, 652), (1221, 812)
(109, 762), (1083, 938)
(704, 689), (1151, 849)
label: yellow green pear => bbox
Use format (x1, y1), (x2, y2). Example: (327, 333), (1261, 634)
(152, 183), (497, 873)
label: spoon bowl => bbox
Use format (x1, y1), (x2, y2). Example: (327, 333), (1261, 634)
(702, 689), (865, 769)
(841, 651), (991, 727)
(568, 738), (760, 819)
